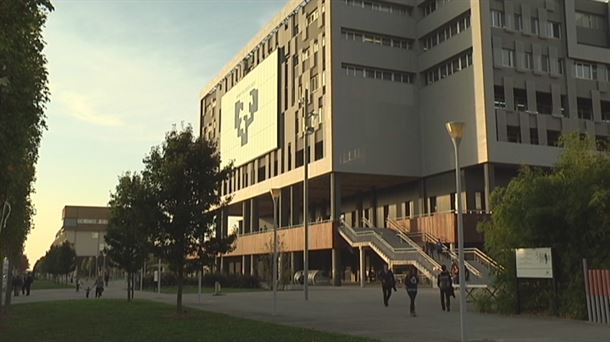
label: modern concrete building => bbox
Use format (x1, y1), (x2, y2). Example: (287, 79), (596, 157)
(199, 0), (610, 284)
(53, 206), (110, 259)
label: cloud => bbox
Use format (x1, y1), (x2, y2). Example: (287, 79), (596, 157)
(58, 91), (124, 127)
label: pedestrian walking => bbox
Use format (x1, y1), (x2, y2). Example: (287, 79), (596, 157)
(13, 274), (22, 297)
(104, 271), (110, 287)
(76, 278), (81, 292)
(95, 277), (104, 298)
(378, 264), (397, 307)
(437, 265), (453, 312)
(405, 265), (419, 317)
(451, 261), (459, 284)
(85, 286), (91, 298)
(24, 273), (34, 296)
(435, 241), (443, 258)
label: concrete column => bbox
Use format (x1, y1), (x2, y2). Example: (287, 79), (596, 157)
(290, 252), (295, 281)
(330, 173), (342, 286)
(418, 179), (427, 215)
(250, 198), (258, 233)
(250, 255), (255, 276)
(484, 163), (495, 212)
(242, 255), (246, 275)
(242, 201), (249, 234)
(371, 188), (378, 226)
(359, 246), (365, 288)
(331, 249), (341, 286)
(289, 185), (296, 225)
(220, 256), (224, 274)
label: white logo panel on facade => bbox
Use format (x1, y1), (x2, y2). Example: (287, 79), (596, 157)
(220, 50), (278, 168)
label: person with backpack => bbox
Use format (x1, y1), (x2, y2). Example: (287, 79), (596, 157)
(378, 264), (397, 307)
(437, 264), (453, 312)
(405, 265), (419, 317)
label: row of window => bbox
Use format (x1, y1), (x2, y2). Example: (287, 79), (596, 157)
(341, 28), (413, 50)
(494, 85), (610, 121)
(499, 48), (564, 74)
(343, 0), (412, 16)
(421, 11), (470, 51)
(575, 11), (605, 30)
(574, 61), (610, 82)
(342, 63), (415, 84)
(420, 0), (452, 17)
(424, 49), (473, 85)
(491, 10), (561, 39)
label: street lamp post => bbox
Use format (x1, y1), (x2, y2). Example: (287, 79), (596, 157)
(270, 188), (281, 316)
(301, 89), (317, 301)
(446, 121), (467, 342)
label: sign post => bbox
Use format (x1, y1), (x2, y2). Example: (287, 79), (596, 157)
(515, 247), (554, 315)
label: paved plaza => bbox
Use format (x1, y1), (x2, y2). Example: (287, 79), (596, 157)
(10, 282), (610, 342)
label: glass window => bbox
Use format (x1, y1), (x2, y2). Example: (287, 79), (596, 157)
(514, 14), (523, 31)
(531, 18), (539, 35)
(491, 10), (504, 28)
(548, 21), (561, 39)
(524, 52), (533, 69)
(501, 49), (514, 67)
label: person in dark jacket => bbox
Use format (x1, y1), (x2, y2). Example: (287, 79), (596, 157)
(379, 264), (397, 307)
(437, 265), (453, 312)
(24, 273), (34, 296)
(405, 265), (419, 317)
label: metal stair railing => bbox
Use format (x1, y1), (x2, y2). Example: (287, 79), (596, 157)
(464, 247), (504, 272)
(387, 217), (482, 278)
(339, 222), (440, 284)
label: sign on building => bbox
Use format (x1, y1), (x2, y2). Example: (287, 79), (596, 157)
(515, 247), (553, 279)
(220, 50), (279, 168)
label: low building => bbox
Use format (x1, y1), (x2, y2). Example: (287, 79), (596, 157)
(53, 205), (110, 258)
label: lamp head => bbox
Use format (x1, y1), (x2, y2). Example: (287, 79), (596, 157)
(269, 188), (281, 200)
(446, 121), (465, 141)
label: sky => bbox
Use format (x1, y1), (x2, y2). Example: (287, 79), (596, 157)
(25, 0), (288, 264)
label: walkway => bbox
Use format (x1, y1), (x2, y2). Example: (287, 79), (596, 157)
(10, 283), (610, 342)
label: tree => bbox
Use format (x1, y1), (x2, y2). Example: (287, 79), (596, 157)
(18, 253), (29, 273)
(0, 0), (53, 312)
(144, 126), (233, 313)
(479, 134), (610, 318)
(105, 172), (155, 301)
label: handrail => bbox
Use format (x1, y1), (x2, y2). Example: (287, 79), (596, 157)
(464, 247), (504, 271)
(361, 217), (373, 228)
(237, 219), (334, 237)
(338, 224), (440, 282)
(387, 217), (480, 278)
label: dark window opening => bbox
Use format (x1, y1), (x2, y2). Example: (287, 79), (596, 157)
(536, 92), (552, 114)
(514, 88), (527, 111)
(530, 128), (539, 145)
(296, 149), (304, 168)
(287, 144), (292, 171)
(577, 97), (593, 120)
(274, 160), (278, 177)
(561, 95), (568, 117)
(507, 125), (521, 143)
(494, 85), (505, 108)
(314, 141), (323, 161)
(257, 166), (266, 182)
(601, 101), (610, 121)
(547, 130), (561, 146)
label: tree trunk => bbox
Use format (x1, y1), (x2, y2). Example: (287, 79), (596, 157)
(0, 255), (4, 310)
(127, 271), (131, 302)
(177, 265), (184, 313)
(3, 259), (13, 311)
(131, 272), (135, 300)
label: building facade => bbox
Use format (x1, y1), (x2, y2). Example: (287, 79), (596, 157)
(200, 0), (610, 284)
(53, 206), (110, 258)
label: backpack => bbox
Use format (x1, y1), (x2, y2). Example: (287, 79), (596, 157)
(438, 273), (451, 290)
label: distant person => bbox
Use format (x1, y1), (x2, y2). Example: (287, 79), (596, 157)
(451, 261), (459, 284)
(464, 265), (470, 282)
(85, 286), (91, 298)
(95, 277), (104, 298)
(24, 273), (34, 296)
(22, 274), (27, 295)
(76, 278), (81, 292)
(13, 274), (22, 297)
(378, 264), (397, 307)
(435, 241), (443, 258)
(405, 265), (419, 317)
(104, 271), (110, 287)
(437, 265), (453, 312)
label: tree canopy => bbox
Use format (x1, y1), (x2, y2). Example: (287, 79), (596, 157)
(480, 134), (610, 318)
(105, 172), (156, 301)
(143, 126), (233, 312)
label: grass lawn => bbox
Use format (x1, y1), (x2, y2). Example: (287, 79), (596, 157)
(0, 300), (377, 342)
(30, 279), (73, 290)
(143, 285), (264, 294)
